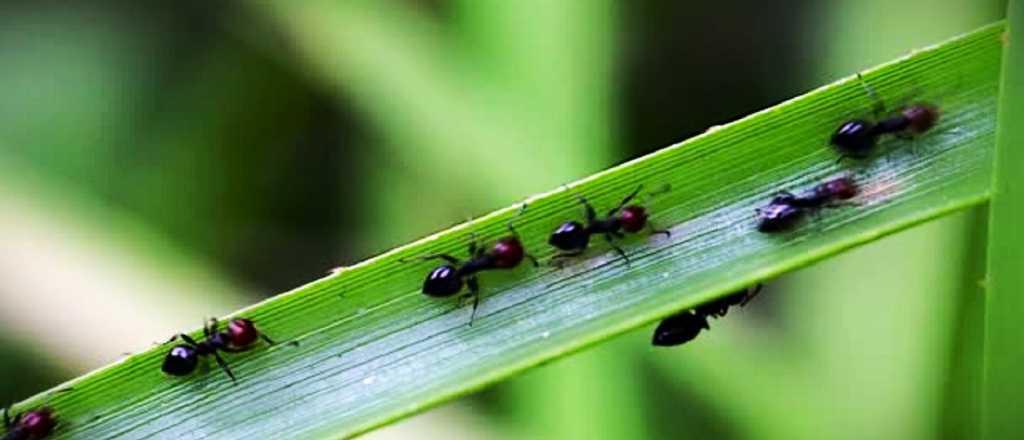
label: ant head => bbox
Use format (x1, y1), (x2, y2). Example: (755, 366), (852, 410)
(902, 104), (939, 134)
(548, 221), (589, 251)
(819, 176), (858, 200)
(756, 202), (803, 233)
(162, 345), (199, 376)
(831, 119), (877, 155)
(619, 206), (649, 233)
(491, 237), (525, 268)
(18, 408), (56, 438)
(652, 312), (708, 347)
(423, 265), (463, 297)
(226, 319), (260, 348)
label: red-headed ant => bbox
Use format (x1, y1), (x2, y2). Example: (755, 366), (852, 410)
(831, 75), (940, 158)
(400, 205), (538, 326)
(2, 388), (72, 440)
(548, 185), (670, 264)
(2, 407), (56, 440)
(652, 285), (762, 347)
(757, 176), (858, 233)
(162, 318), (275, 384)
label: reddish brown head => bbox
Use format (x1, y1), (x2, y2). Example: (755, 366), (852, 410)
(821, 177), (858, 200)
(490, 237), (525, 268)
(226, 319), (260, 347)
(19, 408), (56, 439)
(619, 206), (649, 233)
(902, 104), (939, 134)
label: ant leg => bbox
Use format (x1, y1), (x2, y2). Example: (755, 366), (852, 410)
(549, 250), (585, 267)
(466, 233), (479, 257)
(647, 222), (671, 238)
(525, 253), (540, 267)
(857, 73), (886, 118)
(741, 284), (764, 306)
(466, 276), (481, 327)
(180, 334), (201, 347)
(211, 352), (238, 385)
(260, 334), (276, 345)
(3, 405), (10, 428)
(608, 185), (645, 216)
(204, 318), (219, 338)
(398, 253), (461, 266)
(604, 234), (630, 265)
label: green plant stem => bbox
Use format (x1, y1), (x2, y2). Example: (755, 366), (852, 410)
(982, 4), (1024, 439)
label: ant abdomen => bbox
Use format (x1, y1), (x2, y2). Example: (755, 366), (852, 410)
(548, 221), (590, 251)
(652, 311), (708, 347)
(423, 265), (464, 297)
(162, 346), (200, 377)
(831, 119), (878, 156)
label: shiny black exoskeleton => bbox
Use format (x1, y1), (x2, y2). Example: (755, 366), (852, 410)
(757, 176), (858, 233)
(652, 311), (708, 347)
(162, 318), (275, 384)
(402, 207), (537, 325)
(549, 185), (669, 264)
(2, 407), (56, 440)
(652, 285), (763, 347)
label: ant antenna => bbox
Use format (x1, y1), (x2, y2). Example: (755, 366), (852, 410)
(609, 185), (644, 216)
(562, 184), (597, 222)
(643, 183), (672, 204)
(506, 203), (529, 235)
(856, 73), (886, 118)
(398, 253), (461, 266)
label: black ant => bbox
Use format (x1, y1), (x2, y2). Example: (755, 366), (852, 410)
(652, 285), (762, 347)
(831, 75), (940, 158)
(757, 176), (858, 233)
(162, 318), (275, 384)
(400, 205), (537, 325)
(2, 407), (56, 440)
(548, 185), (670, 264)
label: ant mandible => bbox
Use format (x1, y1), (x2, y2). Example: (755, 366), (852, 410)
(162, 318), (275, 384)
(831, 75), (940, 158)
(2, 407), (56, 440)
(400, 205), (538, 325)
(652, 285), (763, 347)
(757, 176), (858, 233)
(548, 184), (670, 264)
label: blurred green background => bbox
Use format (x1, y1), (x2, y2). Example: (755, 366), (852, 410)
(0, 1), (1005, 439)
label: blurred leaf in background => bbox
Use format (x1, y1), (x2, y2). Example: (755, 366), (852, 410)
(0, 0), (1007, 439)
